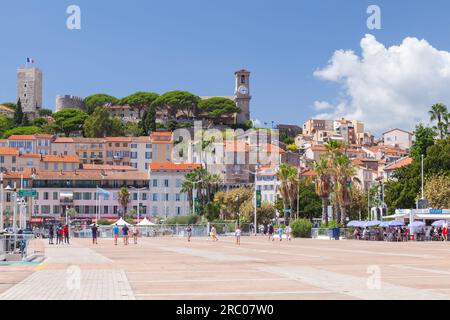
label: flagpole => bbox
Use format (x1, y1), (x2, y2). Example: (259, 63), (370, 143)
(95, 186), (98, 222)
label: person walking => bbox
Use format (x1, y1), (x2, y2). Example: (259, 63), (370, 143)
(223, 224), (228, 237)
(57, 226), (63, 245)
(210, 226), (218, 242)
(235, 225), (241, 245)
(278, 225), (284, 242)
(268, 223), (275, 241)
(113, 224), (119, 246)
(48, 225), (54, 245)
(122, 224), (130, 245)
(285, 224), (292, 241)
(132, 225), (139, 244)
(63, 224), (70, 245)
(442, 223), (448, 242)
(91, 224), (98, 245)
(186, 225), (192, 242)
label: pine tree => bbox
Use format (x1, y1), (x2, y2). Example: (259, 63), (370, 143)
(14, 99), (24, 126)
(22, 114), (30, 126)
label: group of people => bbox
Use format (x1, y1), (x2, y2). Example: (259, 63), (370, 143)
(111, 224), (139, 246)
(352, 224), (449, 242)
(264, 223), (292, 242)
(48, 224), (70, 245)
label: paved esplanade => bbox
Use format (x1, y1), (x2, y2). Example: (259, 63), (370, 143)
(1, 237), (450, 300)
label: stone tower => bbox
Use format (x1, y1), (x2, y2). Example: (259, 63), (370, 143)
(17, 67), (42, 118)
(56, 95), (86, 112)
(234, 69), (251, 125)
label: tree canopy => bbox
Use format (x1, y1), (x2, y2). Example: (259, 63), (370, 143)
(2, 126), (43, 139)
(153, 90), (200, 119)
(84, 94), (118, 114)
(52, 108), (88, 137)
(119, 92), (159, 118)
(84, 106), (124, 138)
(38, 108), (54, 117)
(0, 115), (13, 137)
(410, 124), (436, 160)
(385, 137), (450, 211)
(197, 97), (240, 120)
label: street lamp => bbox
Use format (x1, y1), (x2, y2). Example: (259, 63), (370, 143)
(129, 186), (147, 222)
(242, 166), (261, 235)
(0, 172), (4, 231)
(235, 195), (241, 227)
(5, 184), (17, 233)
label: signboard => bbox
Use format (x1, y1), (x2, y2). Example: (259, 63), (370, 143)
(256, 190), (262, 208)
(18, 189), (37, 197)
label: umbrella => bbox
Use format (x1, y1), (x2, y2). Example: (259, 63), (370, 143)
(432, 220), (447, 227)
(379, 221), (391, 227)
(111, 218), (132, 227)
(137, 218), (156, 226)
(364, 221), (381, 228)
(347, 221), (363, 227)
(388, 220), (404, 227)
(409, 221), (425, 228)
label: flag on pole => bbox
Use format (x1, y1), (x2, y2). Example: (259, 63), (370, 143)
(97, 187), (110, 197)
(26, 57), (35, 64)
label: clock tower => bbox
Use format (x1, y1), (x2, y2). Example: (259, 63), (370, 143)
(234, 69), (251, 125)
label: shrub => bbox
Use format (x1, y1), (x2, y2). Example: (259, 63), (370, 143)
(165, 215), (198, 225)
(290, 219), (312, 238)
(97, 219), (113, 226)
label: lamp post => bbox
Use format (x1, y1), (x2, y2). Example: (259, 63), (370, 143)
(129, 186), (147, 222)
(235, 195), (241, 227)
(6, 183), (17, 233)
(242, 166), (260, 235)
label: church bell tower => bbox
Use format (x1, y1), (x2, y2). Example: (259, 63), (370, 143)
(234, 69), (251, 125)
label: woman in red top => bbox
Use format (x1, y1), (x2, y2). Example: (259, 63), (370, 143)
(403, 228), (409, 242)
(63, 225), (70, 244)
(442, 224), (448, 242)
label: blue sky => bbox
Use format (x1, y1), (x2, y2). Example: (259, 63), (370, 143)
(1, 0), (450, 132)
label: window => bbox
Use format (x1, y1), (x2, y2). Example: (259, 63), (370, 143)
(164, 193), (169, 201)
(146, 144), (152, 149)
(131, 152), (137, 159)
(53, 206), (60, 214)
(176, 207), (181, 215)
(12, 156), (16, 164)
(142, 193), (147, 201)
(152, 193), (158, 201)
(41, 205), (51, 215)
(164, 179), (169, 187)
(74, 192), (82, 200)
(145, 152), (152, 159)
(83, 192), (92, 200)
(53, 192), (58, 200)
(175, 179), (182, 188)
(152, 179), (158, 187)
(175, 194), (180, 202)
(43, 192), (49, 200)
(131, 144), (137, 149)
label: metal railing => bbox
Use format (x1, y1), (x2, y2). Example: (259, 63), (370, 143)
(72, 223), (256, 239)
(311, 228), (349, 240)
(0, 234), (35, 260)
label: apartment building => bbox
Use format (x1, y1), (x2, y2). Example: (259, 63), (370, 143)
(149, 163), (200, 217)
(40, 155), (80, 172)
(255, 165), (280, 205)
(150, 132), (173, 163)
(130, 136), (153, 171)
(105, 137), (132, 166)
(383, 128), (413, 150)
(7, 134), (54, 155)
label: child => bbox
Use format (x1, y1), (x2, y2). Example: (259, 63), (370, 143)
(235, 225), (241, 245)
(278, 225), (284, 242)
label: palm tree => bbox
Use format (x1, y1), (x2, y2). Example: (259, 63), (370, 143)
(314, 157), (332, 224)
(332, 155), (356, 225)
(117, 187), (130, 218)
(429, 103), (449, 139)
(277, 164), (298, 224)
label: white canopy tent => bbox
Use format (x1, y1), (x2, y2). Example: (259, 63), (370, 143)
(137, 218), (156, 226)
(111, 218), (132, 226)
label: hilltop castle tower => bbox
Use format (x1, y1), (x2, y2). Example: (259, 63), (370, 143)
(234, 69), (251, 125)
(17, 67), (42, 118)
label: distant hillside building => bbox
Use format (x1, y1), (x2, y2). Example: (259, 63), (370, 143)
(56, 95), (85, 112)
(0, 105), (15, 118)
(17, 67), (42, 118)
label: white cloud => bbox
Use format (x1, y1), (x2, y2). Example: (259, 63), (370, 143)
(313, 34), (450, 133)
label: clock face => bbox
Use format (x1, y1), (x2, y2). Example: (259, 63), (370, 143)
(238, 85), (248, 95)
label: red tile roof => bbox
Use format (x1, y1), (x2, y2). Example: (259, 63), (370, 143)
(42, 155), (80, 163)
(384, 157), (413, 171)
(81, 164), (137, 171)
(150, 163), (200, 171)
(0, 148), (19, 155)
(8, 135), (36, 140)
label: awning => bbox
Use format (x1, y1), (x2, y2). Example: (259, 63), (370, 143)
(414, 214), (450, 220)
(382, 213), (409, 220)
